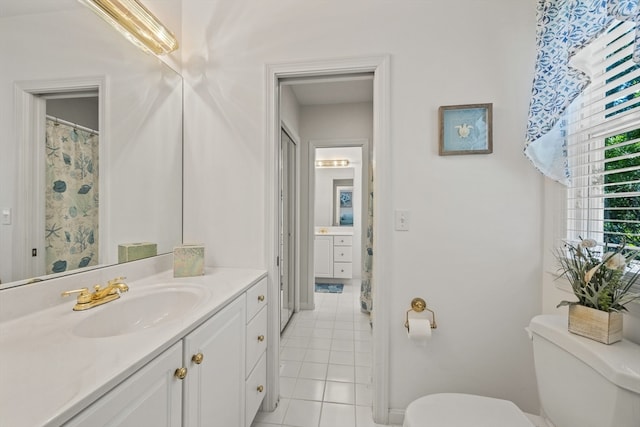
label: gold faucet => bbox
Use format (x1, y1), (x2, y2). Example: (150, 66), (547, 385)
(62, 277), (129, 311)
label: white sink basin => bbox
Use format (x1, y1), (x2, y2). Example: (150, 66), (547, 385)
(72, 284), (207, 338)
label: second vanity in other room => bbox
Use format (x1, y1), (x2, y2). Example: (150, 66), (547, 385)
(0, 255), (268, 427)
(314, 227), (354, 279)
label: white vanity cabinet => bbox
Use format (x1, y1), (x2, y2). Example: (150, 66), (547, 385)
(244, 277), (268, 427)
(64, 342), (183, 427)
(183, 293), (246, 427)
(314, 234), (353, 279)
(63, 276), (267, 427)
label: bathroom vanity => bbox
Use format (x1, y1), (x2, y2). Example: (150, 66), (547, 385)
(314, 229), (354, 279)
(0, 258), (267, 427)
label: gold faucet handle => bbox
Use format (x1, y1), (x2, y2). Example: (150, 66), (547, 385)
(61, 287), (91, 304)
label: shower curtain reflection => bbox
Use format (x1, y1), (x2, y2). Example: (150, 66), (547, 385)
(45, 117), (99, 274)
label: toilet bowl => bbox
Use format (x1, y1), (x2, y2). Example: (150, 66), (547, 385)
(403, 393), (533, 427)
(402, 315), (640, 427)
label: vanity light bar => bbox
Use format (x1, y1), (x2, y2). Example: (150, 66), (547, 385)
(78, 0), (178, 55)
(315, 159), (350, 168)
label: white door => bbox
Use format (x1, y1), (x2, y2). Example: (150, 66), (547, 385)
(280, 128), (296, 332)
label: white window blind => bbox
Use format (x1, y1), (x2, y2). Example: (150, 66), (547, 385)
(566, 20), (640, 252)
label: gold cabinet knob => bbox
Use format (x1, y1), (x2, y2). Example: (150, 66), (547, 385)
(192, 353), (204, 365)
(174, 367), (188, 380)
(257, 335), (265, 342)
(258, 295), (265, 302)
(257, 385), (264, 393)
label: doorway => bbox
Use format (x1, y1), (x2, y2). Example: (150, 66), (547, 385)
(14, 78), (105, 281)
(266, 56), (391, 423)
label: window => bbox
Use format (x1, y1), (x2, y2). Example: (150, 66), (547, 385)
(566, 21), (640, 250)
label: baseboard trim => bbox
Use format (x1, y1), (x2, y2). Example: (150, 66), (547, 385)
(388, 408), (404, 425)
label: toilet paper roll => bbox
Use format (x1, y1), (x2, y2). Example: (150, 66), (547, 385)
(407, 317), (432, 346)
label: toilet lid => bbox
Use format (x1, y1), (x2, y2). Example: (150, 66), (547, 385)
(403, 393), (534, 427)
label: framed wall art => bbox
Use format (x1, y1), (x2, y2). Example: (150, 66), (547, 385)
(438, 103), (493, 155)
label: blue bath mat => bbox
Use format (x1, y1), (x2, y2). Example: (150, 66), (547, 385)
(315, 283), (344, 293)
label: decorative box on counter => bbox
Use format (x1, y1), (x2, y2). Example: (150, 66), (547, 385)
(118, 242), (157, 263)
(173, 244), (205, 277)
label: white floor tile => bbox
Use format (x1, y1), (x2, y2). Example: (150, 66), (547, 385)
(266, 285), (376, 427)
(299, 362), (328, 380)
(330, 350), (355, 365)
(305, 349), (331, 364)
(326, 364), (355, 383)
(285, 336), (311, 349)
(292, 378), (325, 401)
(280, 377), (297, 398)
(311, 328), (333, 339)
(331, 339), (355, 352)
(280, 360), (302, 378)
(332, 329), (354, 340)
(308, 337), (332, 350)
(319, 402), (356, 427)
(281, 347), (307, 362)
(283, 399), (322, 427)
(324, 381), (355, 404)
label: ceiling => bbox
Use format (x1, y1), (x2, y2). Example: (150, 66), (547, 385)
(287, 77), (373, 106)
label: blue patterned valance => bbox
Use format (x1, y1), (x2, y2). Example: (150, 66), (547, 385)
(525, 0), (640, 184)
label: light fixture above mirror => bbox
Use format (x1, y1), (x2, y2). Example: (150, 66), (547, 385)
(78, 0), (178, 55)
(315, 159), (350, 168)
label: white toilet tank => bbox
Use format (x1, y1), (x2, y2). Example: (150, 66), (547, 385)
(529, 315), (640, 427)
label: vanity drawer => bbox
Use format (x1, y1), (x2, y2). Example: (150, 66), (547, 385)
(245, 352), (267, 427)
(333, 235), (352, 246)
(246, 306), (267, 375)
(333, 262), (352, 278)
(246, 277), (267, 322)
(333, 246), (352, 262)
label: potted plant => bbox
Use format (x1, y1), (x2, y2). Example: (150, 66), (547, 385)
(555, 238), (640, 344)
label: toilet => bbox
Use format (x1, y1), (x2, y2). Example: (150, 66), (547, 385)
(403, 314), (640, 427)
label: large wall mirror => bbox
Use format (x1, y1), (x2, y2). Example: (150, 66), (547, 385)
(0, 1), (183, 289)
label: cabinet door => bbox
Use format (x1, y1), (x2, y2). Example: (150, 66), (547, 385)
(64, 342), (183, 427)
(183, 294), (246, 427)
(314, 235), (333, 278)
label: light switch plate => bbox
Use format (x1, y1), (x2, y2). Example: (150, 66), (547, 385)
(395, 210), (409, 231)
(1, 208), (10, 225)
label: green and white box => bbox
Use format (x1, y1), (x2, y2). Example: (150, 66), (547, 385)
(174, 244), (205, 277)
(118, 242), (157, 263)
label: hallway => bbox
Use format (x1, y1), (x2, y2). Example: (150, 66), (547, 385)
(252, 280), (398, 427)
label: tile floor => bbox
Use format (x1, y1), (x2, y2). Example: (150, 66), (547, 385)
(252, 281), (400, 427)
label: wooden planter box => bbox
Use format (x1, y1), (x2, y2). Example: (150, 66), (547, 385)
(568, 304), (622, 344)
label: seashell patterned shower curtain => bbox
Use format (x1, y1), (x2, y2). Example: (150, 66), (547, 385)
(45, 118), (99, 274)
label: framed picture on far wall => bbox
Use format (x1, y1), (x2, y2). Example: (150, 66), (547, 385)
(333, 179), (354, 226)
(438, 103), (493, 155)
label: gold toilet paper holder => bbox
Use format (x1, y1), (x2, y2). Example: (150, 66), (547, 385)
(404, 297), (437, 330)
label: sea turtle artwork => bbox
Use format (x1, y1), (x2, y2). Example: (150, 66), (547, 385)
(455, 123), (473, 138)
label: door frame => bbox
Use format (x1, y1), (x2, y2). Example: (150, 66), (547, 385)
(265, 55), (391, 422)
(308, 139), (368, 310)
(13, 77), (106, 281)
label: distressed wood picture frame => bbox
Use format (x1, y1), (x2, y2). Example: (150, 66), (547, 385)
(438, 103), (493, 155)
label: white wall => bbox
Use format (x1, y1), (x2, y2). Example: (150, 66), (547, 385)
(182, 0), (542, 416)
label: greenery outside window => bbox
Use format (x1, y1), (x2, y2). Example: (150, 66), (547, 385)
(566, 21), (640, 254)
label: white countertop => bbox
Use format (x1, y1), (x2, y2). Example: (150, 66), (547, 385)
(0, 267), (266, 427)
